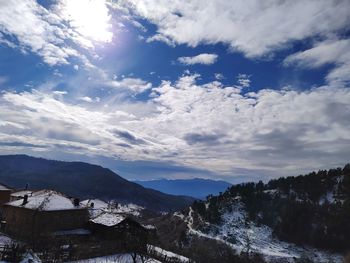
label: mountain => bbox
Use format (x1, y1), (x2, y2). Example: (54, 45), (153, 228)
(145, 164), (350, 262)
(134, 178), (231, 199)
(0, 155), (194, 211)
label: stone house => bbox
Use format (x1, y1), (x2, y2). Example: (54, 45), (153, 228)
(0, 183), (12, 205)
(2, 190), (89, 239)
(89, 211), (151, 251)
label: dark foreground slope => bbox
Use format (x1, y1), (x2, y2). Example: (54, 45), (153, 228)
(134, 178), (231, 199)
(0, 155), (194, 211)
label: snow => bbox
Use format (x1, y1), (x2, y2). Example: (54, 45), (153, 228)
(7, 190), (82, 211)
(148, 245), (190, 262)
(0, 234), (42, 263)
(0, 184), (11, 191)
(319, 191), (336, 205)
(19, 253), (41, 263)
(173, 212), (185, 219)
(142, 224), (156, 230)
(11, 190), (34, 198)
(91, 212), (126, 226)
(81, 200), (143, 218)
(115, 203), (143, 217)
(80, 199), (109, 210)
(68, 254), (161, 263)
(81, 199), (110, 217)
(185, 201), (343, 263)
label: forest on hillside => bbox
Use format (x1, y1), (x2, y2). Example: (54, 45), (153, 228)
(192, 164), (350, 252)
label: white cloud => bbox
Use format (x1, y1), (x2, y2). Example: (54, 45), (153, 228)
(53, 90), (67, 95)
(0, 0), (74, 65)
(215, 73), (224, 80)
(79, 96), (101, 103)
(1, 75), (350, 179)
(178, 53), (218, 65)
(284, 39), (350, 86)
(0, 0), (112, 66)
(79, 96), (93, 102)
(109, 77), (152, 93)
(116, 0), (350, 58)
(146, 34), (175, 47)
(237, 73), (251, 88)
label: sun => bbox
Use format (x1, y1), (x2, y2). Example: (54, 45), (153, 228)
(59, 0), (113, 44)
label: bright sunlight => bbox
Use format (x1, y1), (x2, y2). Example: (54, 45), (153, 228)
(58, 0), (113, 44)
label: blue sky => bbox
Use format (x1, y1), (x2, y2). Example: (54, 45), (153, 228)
(0, 0), (349, 183)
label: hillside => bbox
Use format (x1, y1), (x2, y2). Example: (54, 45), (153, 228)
(0, 155), (194, 211)
(145, 164), (350, 262)
(134, 178), (231, 199)
(191, 164), (350, 252)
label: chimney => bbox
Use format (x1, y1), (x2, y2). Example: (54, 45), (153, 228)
(22, 195), (28, 206)
(90, 202), (94, 208)
(25, 183), (29, 190)
(73, 198), (80, 207)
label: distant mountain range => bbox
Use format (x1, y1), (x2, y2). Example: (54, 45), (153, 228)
(134, 178), (231, 199)
(0, 155), (194, 211)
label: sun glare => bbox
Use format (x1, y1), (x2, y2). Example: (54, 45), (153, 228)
(60, 0), (113, 44)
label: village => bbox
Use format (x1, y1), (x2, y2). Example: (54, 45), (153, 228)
(0, 183), (190, 262)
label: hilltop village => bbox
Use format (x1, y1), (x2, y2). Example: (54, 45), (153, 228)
(0, 183), (188, 262)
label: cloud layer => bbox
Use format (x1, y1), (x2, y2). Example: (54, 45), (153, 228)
(1, 0), (350, 181)
(117, 0), (350, 57)
(1, 74), (350, 179)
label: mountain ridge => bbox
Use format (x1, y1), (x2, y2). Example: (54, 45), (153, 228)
(134, 178), (231, 199)
(0, 154), (195, 211)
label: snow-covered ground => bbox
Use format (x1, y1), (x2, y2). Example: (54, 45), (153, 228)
(184, 201), (343, 263)
(68, 254), (161, 263)
(148, 245), (190, 263)
(0, 234), (12, 246)
(81, 199), (144, 218)
(69, 245), (190, 263)
(19, 253), (41, 263)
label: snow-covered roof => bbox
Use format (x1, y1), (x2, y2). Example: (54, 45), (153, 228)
(90, 212), (126, 227)
(148, 245), (190, 263)
(115, 203), (143, 216)
(6, 190), (83, 211)
(0, 184), (11, 191)
(80, 199), (109, 209)
(11, 190), (34, 198)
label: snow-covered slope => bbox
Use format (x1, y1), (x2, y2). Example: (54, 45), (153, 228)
(182, 198), (343, 263)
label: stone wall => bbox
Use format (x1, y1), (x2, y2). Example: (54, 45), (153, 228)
(2, 205), (89, 239)
(0, 190), (11, 205)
